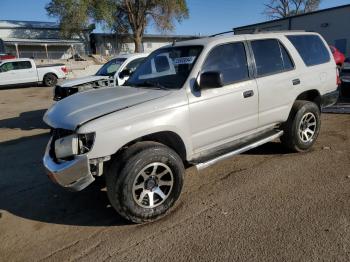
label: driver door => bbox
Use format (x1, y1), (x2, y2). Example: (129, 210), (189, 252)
(0, 62), (16, 86)
(188, 42), (259, 153)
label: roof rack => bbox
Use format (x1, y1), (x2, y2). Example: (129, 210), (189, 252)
(209, 30), (235, 37)
(251, 29), (306, 34)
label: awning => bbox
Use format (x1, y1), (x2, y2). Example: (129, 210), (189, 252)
(2, 38), (85, 46)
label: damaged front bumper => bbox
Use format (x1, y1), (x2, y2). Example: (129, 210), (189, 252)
(43, 140), (95, 191)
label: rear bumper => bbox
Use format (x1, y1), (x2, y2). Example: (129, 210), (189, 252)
(321, 90), (339, 108)
(43, 140), (95, 191)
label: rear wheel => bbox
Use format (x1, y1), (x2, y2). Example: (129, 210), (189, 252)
(281, 100), (321, 152)
(43, 73), (57, 87)
(106, 142), (184, 223)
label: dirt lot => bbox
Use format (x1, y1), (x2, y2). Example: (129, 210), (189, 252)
(0, 86), (350, 261)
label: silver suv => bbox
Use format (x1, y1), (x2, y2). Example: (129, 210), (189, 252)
(43, 32), (339, 223)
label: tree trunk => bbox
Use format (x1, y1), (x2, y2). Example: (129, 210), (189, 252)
(133, 34), (142, 53)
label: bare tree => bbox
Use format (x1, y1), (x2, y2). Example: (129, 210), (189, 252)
(93, 0), (189, 53)
(264, 0), (321, 19)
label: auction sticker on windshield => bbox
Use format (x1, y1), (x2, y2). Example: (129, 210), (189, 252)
(173, 56), (196, 65)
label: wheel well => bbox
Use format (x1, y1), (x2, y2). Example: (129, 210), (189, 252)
(295, 90), (321, 108)
(44, 73), (58, 79)
(122, 131), (187, 161)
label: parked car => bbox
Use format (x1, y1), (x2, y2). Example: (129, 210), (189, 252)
(43, 32), (338, 223)
(0, 53), (16, 60)
(339, 57), (350, 96)
(329, 45), (345, 67)
(0, 58), (67, 87)
(53, 53), (148, 100)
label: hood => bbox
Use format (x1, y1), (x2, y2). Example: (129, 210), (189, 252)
(60, 75), (110, 87)
(44, 86), (170, 130)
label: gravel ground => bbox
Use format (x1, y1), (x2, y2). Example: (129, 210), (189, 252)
(0, 86), (349, 262)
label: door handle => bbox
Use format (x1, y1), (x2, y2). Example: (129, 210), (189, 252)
(292, 79), (301, 85)
(243, 90), (254, 98)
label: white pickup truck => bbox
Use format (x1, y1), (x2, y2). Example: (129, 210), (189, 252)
(0, 58), (67, 87)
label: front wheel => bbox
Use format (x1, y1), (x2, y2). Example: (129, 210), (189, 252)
(280, 100), (321, 152)
(106, 142), (184, 223)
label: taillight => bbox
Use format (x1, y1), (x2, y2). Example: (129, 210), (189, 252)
(336, 67), (341, 85)
(61, 66), (68, 74)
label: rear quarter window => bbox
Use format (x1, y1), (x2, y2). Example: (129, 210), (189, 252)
(287, 35), (330, 66)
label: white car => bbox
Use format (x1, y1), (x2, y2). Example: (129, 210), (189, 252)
(53, 53), (148, 100)
(0, 58), (67, 87)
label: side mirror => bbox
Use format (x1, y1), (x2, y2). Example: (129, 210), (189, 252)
(119, 68), (132, 79)
(199, 71), (224, 89)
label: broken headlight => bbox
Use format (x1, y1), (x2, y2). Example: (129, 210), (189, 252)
(54, 133), (95, 159)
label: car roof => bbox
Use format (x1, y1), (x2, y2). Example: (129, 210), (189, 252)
(171, 31), (320, 48)
(113, 53), (149, 59)
(0, 58), (32, 63)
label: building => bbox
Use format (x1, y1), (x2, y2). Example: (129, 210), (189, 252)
(90, 33), (199, 55)
(234, 4), (350, 56)
(0, 20), (92, 59)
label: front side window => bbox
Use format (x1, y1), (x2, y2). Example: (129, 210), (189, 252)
(124, 57), (146, 73)
(96, 58), (127, 76)
(287, 34), (330, 66)
(202, 42), (249, 85)
(126, 45), (203, 89)
(13, 61), (32, 70)
(251, 39), (294, 77)
(0, 62), (14, 72)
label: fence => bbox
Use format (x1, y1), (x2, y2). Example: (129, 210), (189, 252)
(11, 50), (88, 60)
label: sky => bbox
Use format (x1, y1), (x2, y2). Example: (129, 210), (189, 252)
(0, 0), (349, 35)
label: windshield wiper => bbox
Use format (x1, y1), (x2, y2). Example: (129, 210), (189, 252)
(134, 80), (170, 90)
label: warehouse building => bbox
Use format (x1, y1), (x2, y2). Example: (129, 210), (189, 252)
(0, 20), (92, 59)
(234, 4), (350, 56)
(90, 33), (199, 56)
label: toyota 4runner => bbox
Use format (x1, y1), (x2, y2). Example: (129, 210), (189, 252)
(43, 32), (339, 223)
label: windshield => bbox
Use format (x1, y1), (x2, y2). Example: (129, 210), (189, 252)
(96, 58), (127, 76)
(125, 45), (203, 89)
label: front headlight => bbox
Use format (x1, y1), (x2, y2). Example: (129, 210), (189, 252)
(55, 134), (79, 159)
(54, 133), (95, 159)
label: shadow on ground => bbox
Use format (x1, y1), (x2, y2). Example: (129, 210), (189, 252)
(0, 83), (42, 90)
(0, 109), (48, 130)
(0, 134), (130, 227)
(245, 141), (292, 155)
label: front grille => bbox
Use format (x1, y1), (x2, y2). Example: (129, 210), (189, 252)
(50, 128), (74, 161)
(54, 86), (78, 101)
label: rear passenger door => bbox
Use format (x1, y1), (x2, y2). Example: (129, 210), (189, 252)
(248, 38), (298, 127)
(188, 42), (259, 153)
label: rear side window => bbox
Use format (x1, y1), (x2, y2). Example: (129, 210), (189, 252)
(251, 39), (294, 77)
(202, 42), (249, 85)
(13, 61), (32, 70)
(287, 35), (330, 66)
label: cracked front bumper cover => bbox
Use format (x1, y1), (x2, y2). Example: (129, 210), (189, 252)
(43, 140), (95, 191)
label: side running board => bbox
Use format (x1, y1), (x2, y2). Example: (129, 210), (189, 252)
(196, 130), (284, 171)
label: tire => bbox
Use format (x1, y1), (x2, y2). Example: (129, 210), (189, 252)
(280, 100), (321, 152)
(43, 73), (57, 87)
(106, 142), (184, 224)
